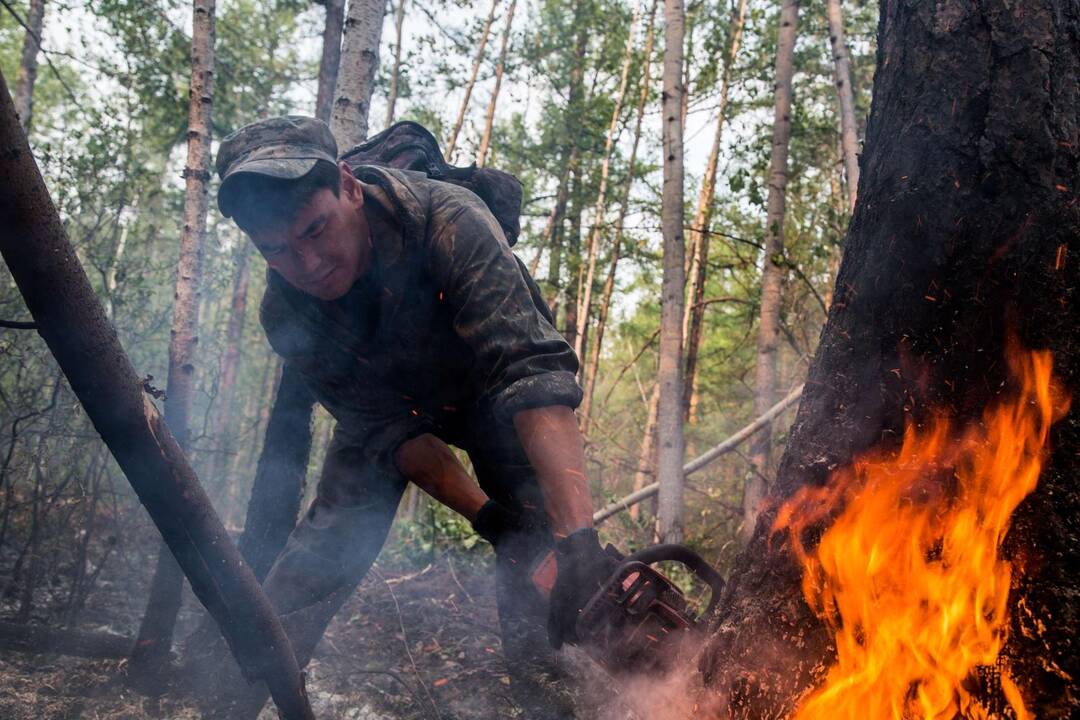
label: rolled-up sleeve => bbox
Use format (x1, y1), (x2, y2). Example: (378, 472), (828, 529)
(426, 201), (583, 418)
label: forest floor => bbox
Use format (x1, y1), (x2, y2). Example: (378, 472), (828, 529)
(0, 543), (708, 719)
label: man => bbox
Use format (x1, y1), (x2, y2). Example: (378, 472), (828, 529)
(211, 116), (614, 717)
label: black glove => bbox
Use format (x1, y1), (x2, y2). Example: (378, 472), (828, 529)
(546, 528), (619, 649)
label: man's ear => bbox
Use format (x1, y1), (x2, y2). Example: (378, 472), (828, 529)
(339, 161), (364, 207)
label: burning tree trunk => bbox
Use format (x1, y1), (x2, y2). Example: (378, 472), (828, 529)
(475, 0), (516, 168)
(314, 0), (346, 124)
(444, 0), (499, 160)
(13, 0), (45, 132)
(0, 70), (314, 720)
(331, 0), (385, 148)
(700, 0), (1080, 717)
(824, 0), (859, 211)
(131, 0), (216, 681)
(655, 0), (686, 543)
(745, 0), (800, 542)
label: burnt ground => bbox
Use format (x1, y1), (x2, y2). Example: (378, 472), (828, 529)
(0, 544), (713, 720)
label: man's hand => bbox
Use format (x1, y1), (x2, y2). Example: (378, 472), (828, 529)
(546, 528), (619, 649)
(512, 405), (593, 536)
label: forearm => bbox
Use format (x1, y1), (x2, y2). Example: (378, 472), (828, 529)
(393, 434), (487, 521)
(513, 405), (593, 536)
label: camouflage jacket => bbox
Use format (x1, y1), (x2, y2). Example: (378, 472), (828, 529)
(259, 165), (582, 473)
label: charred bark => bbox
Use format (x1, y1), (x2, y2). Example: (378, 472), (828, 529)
(0, 70), (314, 720)
(700, 0), (1080, 716)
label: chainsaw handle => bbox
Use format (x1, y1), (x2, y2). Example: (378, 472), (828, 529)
(622, 544), (725, 620)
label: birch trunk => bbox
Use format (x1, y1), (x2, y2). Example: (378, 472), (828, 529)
(745, 0), (799, 542)
(476, 0), (516, 167)
(383, 0), (406, 127)
(572, 6), (640, 374)
(444, 0), (499, 160)
(0, 68), (314, 720)
(315, 0), (346, 124)
(579, 0), (659, 433)
(655, 0), (686, 543)
(130, 0), (217, 680)
(630, 383), (661, 521)
(13, 0), (45, 132)
(331, 0), (385, 149)
(825, 0), (859, 211)
(682, 0), (748, 423)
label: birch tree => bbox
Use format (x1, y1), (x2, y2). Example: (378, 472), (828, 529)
(825, 0), (859, 210)
(384, 0), (406, 126)
(682, 0), (748, 423)
(314, 0), (346, 123)
(444, 0), (499, 160)
(476, 0), (516, 167)
(130, 0), (217, 681)
(655, 0), (687, 543)
(572, 5), (640, 377)
(13, 0), (45, 132)
(746, 0), (799, 540)
(330, 0), (386, 148)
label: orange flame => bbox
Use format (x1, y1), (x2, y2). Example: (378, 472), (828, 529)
(773, 345), (1069, 720)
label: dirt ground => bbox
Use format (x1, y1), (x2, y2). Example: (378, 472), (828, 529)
(0, 546), (716, 720)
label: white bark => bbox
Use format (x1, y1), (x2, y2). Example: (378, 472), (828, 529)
(747, 0), (800, 541)
(14, 0), (45, 132)
(572, 5), (640, 370)
(444, 0), (500, 160)
(825, 0), (860, 210)
(384, 0), (406, 127)
(476, 0), (517, 167)
(656, 0), (686, 543)
(331, 0), (386, 149)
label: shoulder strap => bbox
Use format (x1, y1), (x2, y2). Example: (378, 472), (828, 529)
(340, 121), (523, 246)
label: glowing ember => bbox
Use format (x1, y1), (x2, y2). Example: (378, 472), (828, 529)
(773, 344), (1069, 720)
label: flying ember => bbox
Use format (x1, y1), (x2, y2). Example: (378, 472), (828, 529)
(773, 344), (1070, 720)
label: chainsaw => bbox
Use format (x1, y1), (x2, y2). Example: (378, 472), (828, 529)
(531, 543), (725, 675)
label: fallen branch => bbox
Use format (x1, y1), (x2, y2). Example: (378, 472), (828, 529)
(0, 621), (131, 659)
(593, 384), (804, 524)
(0, 72), (314, 720)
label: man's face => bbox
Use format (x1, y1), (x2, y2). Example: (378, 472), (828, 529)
(247, 163), (370, 301)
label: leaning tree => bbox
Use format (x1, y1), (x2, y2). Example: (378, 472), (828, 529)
(700, 0), (1079, 717)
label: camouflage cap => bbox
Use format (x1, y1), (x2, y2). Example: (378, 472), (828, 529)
(216, 115), (338, 218)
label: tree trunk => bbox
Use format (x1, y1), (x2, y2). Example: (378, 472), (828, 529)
(0, 70), (314, 720)
(825, 0), (859, 211)
(700, 0), (1080, 716)
(682, 0), (748, 424)
(572, 5), (640, 376)
(13, 0), (45, 132)
(444, 0), (499, 160)
(579, 0), (659, 433)
(745, 0), (799, 542)
(475, 0), (516, 168)
(205, 244), (251, 501)
(314, 0), (346, 124)
(655, 0), (686, 544)
(236, 366), (313, 581)
(630, 382), (661, 521)
(131, 0), (217, 680)
(383, 0), (405, 127)
(331, 0), (385, 149)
